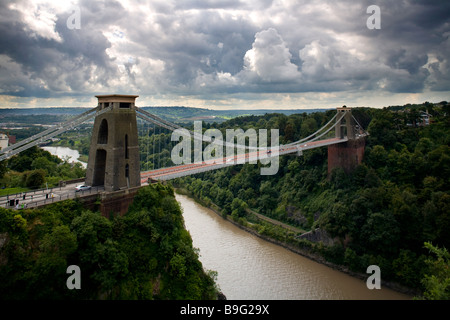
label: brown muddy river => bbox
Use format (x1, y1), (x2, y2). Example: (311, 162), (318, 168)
(176, 193), (411, 300)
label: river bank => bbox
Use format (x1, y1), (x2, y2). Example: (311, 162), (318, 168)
(42, 146), (87, 168)
(174, 187), (417, 298)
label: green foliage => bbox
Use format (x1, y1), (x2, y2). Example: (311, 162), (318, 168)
(1, 146), (86, 190)
(40, 225), (77, 258)
(0, 161), (7, 180)
(0, 184), (218, 300)
(175, 103), (450, 293)
(420, 242), (450, 300)
(318, 202), (351, 240)
(24, 169), (46, 189)
(231, 198), (247, 221)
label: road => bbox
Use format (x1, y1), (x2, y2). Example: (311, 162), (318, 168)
(1, 137), (348, 208)
(141, 137), (346, 181)
(0, 182), (104, 209)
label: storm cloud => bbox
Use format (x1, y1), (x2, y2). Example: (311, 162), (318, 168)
(0, 0), (449, 108)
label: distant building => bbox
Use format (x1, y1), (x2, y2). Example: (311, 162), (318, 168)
(0, 133), (8, 151)
(420, 111), (432, 126)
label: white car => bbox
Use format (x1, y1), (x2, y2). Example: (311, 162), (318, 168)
(75, 185), (91, 192)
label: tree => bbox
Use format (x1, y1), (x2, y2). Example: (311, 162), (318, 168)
(434, 193), (450, 247)
(300, 118), (317, 137)
(284, 120), (295, 142)
(32, 225), (78, 298)
(392, 249), (426, 288)
(231, 198), (247, 219)
(90, 238), (129, 297)
(318, 202), (351, 241)
(329, 167), (350, 190)
(259, 181), (278, 214)
(40, 225), (77, 257)
(70, 210), (114, 269)
(364, 168), (382, 188)
(415, 138), (434, 154)
(0, 183), (219, 300)
(0, 161), (7, 179)
(407, 108), (421, 127)
(31, 156), (57, 176)
(427, 145), (450, 179)
(25, 169), (46, 189)
(361, 211), (401, 256)
(366, 145), (388, 169)
(367, 110), (397, 148)
(8, 155), (33, 172)
(421, 242), (450, 300)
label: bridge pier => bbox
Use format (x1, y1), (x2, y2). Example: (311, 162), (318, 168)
(327, 107), (365, 175)
(98, 187), (140, 218)
(77, 186), (141, 219)
(328, 138), (365, 175)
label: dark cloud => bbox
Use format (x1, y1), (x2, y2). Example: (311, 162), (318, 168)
(0, 0), (120, 97)
(0, 0), (448, 107)
(175, 0), (246, 10)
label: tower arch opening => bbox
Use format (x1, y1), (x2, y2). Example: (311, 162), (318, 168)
(93, 149), (107, 186)
(98, 119), (108, 144)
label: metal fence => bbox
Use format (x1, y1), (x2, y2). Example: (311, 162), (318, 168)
(1, 186), (105, 210)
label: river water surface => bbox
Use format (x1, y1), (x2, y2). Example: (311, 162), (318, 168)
(176, 193), (411, 300)
(40, 145), (411, 299)
(42, 146), (87, 168)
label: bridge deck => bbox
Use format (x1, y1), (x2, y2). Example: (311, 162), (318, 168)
(0, 183), (104, 209)
(141, 137), (348, 181)
(1, 137), (351, 209)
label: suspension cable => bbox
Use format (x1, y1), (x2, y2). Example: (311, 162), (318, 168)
(283, 112), (338, 147)
(146, 121), (149, 171)
(152, 123), (155, 170)
(0, 105), (112, 162)
(158, 125), (161, 169)
(307, 111), (347, 143)
(136, 108), (350, 156)
(351, 114), (367, 135)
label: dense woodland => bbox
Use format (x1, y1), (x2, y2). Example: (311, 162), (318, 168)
(0, 184), (219, 299)
(174, 102), (450, 298)
(1, 102), (449, 299)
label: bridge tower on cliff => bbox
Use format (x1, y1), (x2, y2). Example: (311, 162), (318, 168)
(327, 107), (366, 175)
(85, 94), (141, 192)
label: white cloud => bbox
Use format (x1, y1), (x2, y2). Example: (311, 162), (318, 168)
(242, 28), (300, 82)
(299, 40), (335, 77)
(0, 0), (449, 109)
(8, 0), (71, 42)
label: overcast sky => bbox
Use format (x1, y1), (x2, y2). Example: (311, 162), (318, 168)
(0, 0), (449, 109)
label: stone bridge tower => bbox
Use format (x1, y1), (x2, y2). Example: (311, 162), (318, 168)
(328, 107), (365, 175)
(85, 94), (141, 192)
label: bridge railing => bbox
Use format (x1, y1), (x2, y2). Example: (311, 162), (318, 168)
(1, 186), (105, 210)
(0, 185), (66, 202)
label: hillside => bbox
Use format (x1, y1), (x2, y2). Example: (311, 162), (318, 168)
(0, 106), (330, 125)
(0, 184), (220, 299)
(174, 101), (450, 298)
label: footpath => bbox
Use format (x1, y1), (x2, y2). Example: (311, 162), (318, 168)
(245, 208), (305, 234)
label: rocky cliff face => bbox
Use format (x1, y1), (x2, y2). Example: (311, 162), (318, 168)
(298, 228), (335, 246)
(286, 205), (308, 227)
